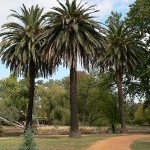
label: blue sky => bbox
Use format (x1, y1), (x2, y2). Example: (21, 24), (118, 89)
(0, 0), (135, 80)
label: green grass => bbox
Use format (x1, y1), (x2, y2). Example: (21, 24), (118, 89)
(0, 132), (23, 137)
(0, 134), (116, 150)
(131, 138), (150, 150)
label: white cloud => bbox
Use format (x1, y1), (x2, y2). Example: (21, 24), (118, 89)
(87, 0), (135, 22)
(0, 0), (135, 27)
(96, 0), (115, 17)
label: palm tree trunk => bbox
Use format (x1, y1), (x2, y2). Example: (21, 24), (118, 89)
(116, 69), (127, 133)
(111, 123), (115, 133)
(25, 60), (35, 130)
(69, 65), (81, 138)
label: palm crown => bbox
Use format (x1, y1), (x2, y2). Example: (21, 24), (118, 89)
(0, 4), (54, 129)
(0, 4), (52, 77)
(100, 19), (147, 73)
(41, 0), (105, 70)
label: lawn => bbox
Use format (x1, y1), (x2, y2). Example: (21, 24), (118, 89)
(131, 137), (150, 150)
(0, 134), (116, 150)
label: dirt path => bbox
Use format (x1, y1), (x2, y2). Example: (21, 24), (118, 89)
(86, 134), (150, 150)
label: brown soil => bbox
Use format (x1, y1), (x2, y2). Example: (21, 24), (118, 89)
(86, 134), (150, 150)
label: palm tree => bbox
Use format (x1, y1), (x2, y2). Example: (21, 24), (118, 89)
(41, 0), (106, 137)
(0, 5), (55, 130)
(99, 12), (147, 133)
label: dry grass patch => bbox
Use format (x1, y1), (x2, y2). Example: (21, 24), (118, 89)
(37, 126), (108, 135)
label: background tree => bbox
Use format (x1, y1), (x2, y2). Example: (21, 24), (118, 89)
(144, 107), (150, 124)
(126, 0), (150, 45)
(0, 75), (27, 126)
(0, 99), (19, 124)
(124, 99), (137, 125)
(77, 71), (93, 126)
(125, 0), (150, 107)
(134, 103), (146, 125)
(41, 0), (105, 137)
(35, 82), (69, 125)
(76, 70), (119, 132)
(0, 75), (29, 114)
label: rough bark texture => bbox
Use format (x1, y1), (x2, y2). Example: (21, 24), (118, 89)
(116, 69), (127, 133)
(111, 123), (115, 133)
(69, 65), (81, 138)
(25, 60), (35, 130)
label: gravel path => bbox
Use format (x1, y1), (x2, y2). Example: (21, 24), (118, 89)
(86, 134), (150, 150)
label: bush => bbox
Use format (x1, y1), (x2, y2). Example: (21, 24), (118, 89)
(18, 128), (38, 150)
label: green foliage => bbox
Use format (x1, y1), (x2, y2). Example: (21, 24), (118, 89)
(126, 0), (150, 45)
(0, 75), (19, 122)
(18, 128), (38, 150)
(144, 107), (150, 122)
(0, 99), (19, 123)
(35, 81), (70, 125)
(0, 74), (18, 99)
(0, 75), (28, 123)
(125, 99), (137, 125)
(125, 0), (150, 106)
(106, 11), (123, 26)
(134, 103), (146, 124)
(77, 71), (93, 125)
(77, 71), (119, 129)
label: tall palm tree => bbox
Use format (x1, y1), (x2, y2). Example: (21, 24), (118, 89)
(99, 12), (147, 133)
(41, 0), (106, 137)
(0, 5), (55, 130)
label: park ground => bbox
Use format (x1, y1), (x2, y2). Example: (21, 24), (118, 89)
(1, 125), (150, 150)
(87, 134), (150, 150)
(1, 133), (150, 150)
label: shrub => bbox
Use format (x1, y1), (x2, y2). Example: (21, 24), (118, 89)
(18, 128), (38, 150)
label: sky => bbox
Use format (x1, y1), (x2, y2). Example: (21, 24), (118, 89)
(0, 0), (135, 80)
